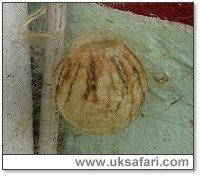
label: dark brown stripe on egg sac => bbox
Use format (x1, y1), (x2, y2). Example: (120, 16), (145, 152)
(65, 63), (81, 102)
(83, 58), (98, 102)
(109, 56), (128, 91)
(123, 54), (145, 97)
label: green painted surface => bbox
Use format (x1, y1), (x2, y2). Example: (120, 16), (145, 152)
(57, 3), (193, 154)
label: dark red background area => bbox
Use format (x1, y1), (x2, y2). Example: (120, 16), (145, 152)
(99, 3), (193, 26)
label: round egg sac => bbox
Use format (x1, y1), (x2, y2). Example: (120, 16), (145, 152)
(54, 34), (147, 135)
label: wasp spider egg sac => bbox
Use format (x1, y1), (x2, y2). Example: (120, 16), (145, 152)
(54, 34), (147, 134)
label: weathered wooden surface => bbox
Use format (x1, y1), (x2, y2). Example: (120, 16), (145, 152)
(3, 3), (33, 154)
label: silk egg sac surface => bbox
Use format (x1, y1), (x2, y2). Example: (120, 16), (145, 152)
(54, 34), (147, 134)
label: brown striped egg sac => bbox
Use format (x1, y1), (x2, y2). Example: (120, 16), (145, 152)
(54, 33), (147, 135)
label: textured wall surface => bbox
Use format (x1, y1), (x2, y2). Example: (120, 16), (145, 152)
(57, 3), (193, 154)
(3, 3), (33, 154)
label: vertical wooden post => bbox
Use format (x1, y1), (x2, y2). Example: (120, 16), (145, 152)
(38, 3), (66, 154)
(3, 3), (34, 154)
